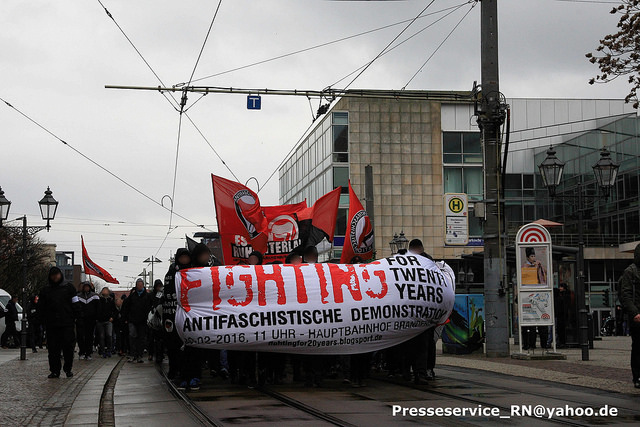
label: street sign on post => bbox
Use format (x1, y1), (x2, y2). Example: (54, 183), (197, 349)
(444, 193), (469, 246)
(515, 223), (556, 353)
(247, 95), (261, 110)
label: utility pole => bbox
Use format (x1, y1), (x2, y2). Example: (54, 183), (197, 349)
(477, 0), (509, 357)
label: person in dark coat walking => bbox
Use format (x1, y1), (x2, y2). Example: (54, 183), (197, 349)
(147, 279), (164, 363)
(163, 248), (191, 380)
(96, 287), (116, 357)
(1, 295), (20, 348)
(38, 267), (81, 378)
(76, 282), (99, 360)
(122, 278), (152, 362)
(620, 243), (640, 388)
(26, 295), (43, 352)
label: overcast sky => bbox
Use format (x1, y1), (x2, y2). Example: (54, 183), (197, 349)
(1, 0), (632, 289)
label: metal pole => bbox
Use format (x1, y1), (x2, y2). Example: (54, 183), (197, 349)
(150, 259), (154, 289)
(365, 164), (375, 230)
(20, 216), (27, 361)
(479, 0), (509, 357)
(576, 186), (589, 360)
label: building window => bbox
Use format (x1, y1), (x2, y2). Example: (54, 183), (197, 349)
(443, 132), (482, 164)
(332, 112), (348, 162)
(333, 166), (349, 194)
(444, 167), (483, 201)
(335, 207), (348, 236)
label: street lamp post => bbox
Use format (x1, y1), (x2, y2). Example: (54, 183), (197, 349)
(539, 146), (619, 361)
(143, 256), (162, 287)
(389, 233), (399, 255)
(0, 187), (59, 361)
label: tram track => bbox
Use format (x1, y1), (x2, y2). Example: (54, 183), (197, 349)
(370, 367), (640, 427)
(156, 365), (355, 426)
(154, 363), (637, 426)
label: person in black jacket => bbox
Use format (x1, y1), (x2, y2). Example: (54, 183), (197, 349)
(147, 279), (164, 363)
(76, 282), (99, 360)
(26, 295), (43, 353)
(38, 267), (81, 378)
(96, 287), (116, 358)
(163, 248), (191, 380)
(1, 295), (20, 348)
(123, 278), (152, 363)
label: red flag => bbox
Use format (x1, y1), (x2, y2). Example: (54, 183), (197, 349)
(296, 186), (342, 245)
(340, 181), (374, 263)
(81, 236), (119, 284)
(212, 174), (269, 263)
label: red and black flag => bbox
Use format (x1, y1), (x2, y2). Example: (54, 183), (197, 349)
(295, 186), (342, 250)
(340, 181), (374, 263)
(81, 236), (119, 284)
(212, 174), (269, 263)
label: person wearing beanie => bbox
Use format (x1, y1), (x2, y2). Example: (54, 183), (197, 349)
(163, 248), (191, 381)
(122, 278), (151, 363)
(38, 267), (81, 378)
(76, 282), (99, 360)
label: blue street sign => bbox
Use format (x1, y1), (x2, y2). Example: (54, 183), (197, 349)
(247, 95), (261, 110)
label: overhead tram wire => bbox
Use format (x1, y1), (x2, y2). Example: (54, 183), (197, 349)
(402, 1), (477, 90)
(329, 1), (472, 88)
(0, 97), (209, 231)
(166, 0), (222, 233)
(95, 0), (240, 182)
(177, 1), (471, 86)
(339, 0), (438, 93)
(257, 1), (471, 194)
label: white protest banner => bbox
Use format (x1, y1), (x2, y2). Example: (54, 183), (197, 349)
(175, 254), (455, 354)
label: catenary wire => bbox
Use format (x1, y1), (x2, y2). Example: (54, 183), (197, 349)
(0, 96), (209, 231)
(185, 0), (223, 88)
(179, 1), (470, 86)
(329, 1), (471, 88)
(402, 2), (477, 89)
(95, 0), (239, 181)
(339, 0), (438, 92)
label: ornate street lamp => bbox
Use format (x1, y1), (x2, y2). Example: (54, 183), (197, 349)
(0, 187), (11, 227)
(0, 186), (59, 361)
(389, 233), (399, 255)
(538, 146), (565, 197)
(592, 147), (619, 198)
(38, 187), (59, 231)
(396, 231), (409, 253)
(537, 145), (619, 362)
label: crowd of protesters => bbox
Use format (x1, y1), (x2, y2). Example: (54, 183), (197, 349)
(1, 238), (442, 388)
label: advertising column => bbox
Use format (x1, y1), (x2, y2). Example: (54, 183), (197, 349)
(515, 223), (555, 353)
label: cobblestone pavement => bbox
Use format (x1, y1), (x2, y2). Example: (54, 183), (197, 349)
(0, 349), (115, 426)
(438, 335), (638, 394)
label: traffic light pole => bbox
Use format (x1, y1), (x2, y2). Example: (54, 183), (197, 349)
(478, 0), (509, 357)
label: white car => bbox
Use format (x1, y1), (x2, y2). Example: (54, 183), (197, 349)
(0, 289), (23, 346)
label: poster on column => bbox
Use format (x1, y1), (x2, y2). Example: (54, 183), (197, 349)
(519, 291), (554, 325)
(175, 254), (456, 354)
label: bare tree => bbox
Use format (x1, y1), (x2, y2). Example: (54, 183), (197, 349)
(586, 0), (640, 108)
(0, 228), (52, 298)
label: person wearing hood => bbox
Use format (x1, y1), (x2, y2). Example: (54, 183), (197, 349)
(179, 243), (212, 391)
(122, 278), (152, 363)
(76, 282), (99, 360)
(96, 286), (116, 358)
(147, 279), (164, 363)
(620, 243), (640, 388)
(37, 267), (81, 378)
(163, 248), (191, 380)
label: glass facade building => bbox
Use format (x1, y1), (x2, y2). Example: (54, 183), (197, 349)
(279, 92), (638, 328)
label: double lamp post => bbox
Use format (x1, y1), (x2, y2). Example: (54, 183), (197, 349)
(0, 186), (59, 361)
(538, 146), (619, 361)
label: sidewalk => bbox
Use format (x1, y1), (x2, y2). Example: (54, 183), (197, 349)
(0, 348), (199, 426)
(437, 335), (637, 394)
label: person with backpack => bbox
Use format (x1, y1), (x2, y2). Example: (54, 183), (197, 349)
(619, 243), (640, 388)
